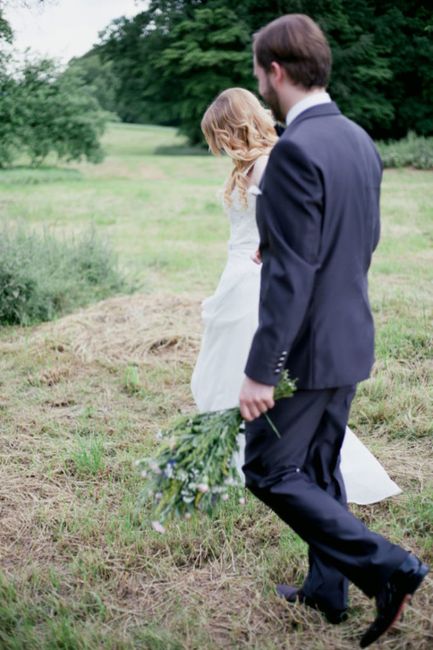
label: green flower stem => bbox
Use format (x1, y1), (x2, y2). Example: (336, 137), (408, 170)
(264, 413), (281, 439)
(138, 371), (296, 525)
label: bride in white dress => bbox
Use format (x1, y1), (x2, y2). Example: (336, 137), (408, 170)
(191, 88), (400, 505)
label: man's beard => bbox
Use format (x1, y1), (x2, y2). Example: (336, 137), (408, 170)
(262, 80), (286, 124)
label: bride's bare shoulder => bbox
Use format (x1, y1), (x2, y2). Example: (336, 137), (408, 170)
(249, 155), (269, 187)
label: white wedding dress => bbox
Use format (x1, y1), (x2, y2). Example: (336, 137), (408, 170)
(191, 186), (401, 505)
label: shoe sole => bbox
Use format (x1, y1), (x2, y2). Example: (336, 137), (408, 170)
(386, 564), (429, 635)
(360, 594), (411, 648)
(388, 593), (411, 631)
(360, 564), (429, 648)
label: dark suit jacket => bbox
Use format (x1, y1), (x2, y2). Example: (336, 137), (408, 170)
(245, 102), (382, 389)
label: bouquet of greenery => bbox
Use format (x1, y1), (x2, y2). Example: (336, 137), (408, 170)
(136, 371), (296, 532)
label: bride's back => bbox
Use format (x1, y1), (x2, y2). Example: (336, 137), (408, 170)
(225, 186), (258, 254)
(224, 155), (268, 255)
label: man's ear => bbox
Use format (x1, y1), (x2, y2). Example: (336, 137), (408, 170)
(269, 61), (285, 85)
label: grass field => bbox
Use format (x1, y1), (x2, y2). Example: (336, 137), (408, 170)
(0, 123), (432, 649)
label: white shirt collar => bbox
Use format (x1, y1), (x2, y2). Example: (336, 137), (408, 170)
(285, 91), (331, 127)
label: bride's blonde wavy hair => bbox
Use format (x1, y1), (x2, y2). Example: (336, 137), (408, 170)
(201, 88), (277, 206)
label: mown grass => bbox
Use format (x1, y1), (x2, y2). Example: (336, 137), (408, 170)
(0, 124), (432, 649)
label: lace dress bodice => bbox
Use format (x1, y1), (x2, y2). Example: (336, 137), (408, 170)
(224, 187), (259, 256)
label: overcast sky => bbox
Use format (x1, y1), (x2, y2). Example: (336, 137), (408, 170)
(4, 0), (145, 63)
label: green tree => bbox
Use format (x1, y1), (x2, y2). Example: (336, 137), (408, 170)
(372, 1), (433, 138)
(0, 56), (106, 166)
(0, 60), (21, 165)
(0, 2), (107, 166)
(152, 6), (252, 143)
(66, 51), (120, 115)
(98, 0), (433, 142)
(100, 12), (179, 126)
(0, 12), (13, 44)
(0, 0), (46, 44)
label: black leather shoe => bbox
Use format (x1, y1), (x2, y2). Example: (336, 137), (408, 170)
(360, 554), (429, 648)
(276, 584), (348, 624)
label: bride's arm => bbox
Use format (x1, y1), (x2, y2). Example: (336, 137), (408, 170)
(250, 155), (269, 265)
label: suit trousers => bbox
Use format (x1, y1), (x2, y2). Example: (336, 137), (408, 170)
(243, 387), (408, 606)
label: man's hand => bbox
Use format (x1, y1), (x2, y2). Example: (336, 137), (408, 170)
(239, 376), (275, 422)
(251, 249), (262, 265)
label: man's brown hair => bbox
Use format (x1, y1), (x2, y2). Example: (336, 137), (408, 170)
(253, 14), (332, 89)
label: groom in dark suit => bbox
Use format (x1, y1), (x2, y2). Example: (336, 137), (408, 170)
(239, 14), (428, 648)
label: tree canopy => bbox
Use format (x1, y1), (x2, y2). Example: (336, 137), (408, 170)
(0, 57), (106, 167)
(0, 2), (107, 167)
(93, 0), (433, 143)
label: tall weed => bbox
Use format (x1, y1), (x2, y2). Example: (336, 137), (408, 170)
(0, 228), (129, 325)
(378, 132), (433, 169)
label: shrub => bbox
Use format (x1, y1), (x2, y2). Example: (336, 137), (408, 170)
(377, 132), (433, 170)
(0, 56), (106, 168)
(0, 228), (129, 325)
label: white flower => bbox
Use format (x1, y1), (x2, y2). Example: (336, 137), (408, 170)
(197, 483), (209, 493)
(222, 494), (229, 501)
(155, 492), (163, 500)
(149, 461), (162, 474)
(184, 512), (192, 520)
(140, 470), (148, 478)
(151, 521), (166, 534)
(239, 497), (246, 505)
